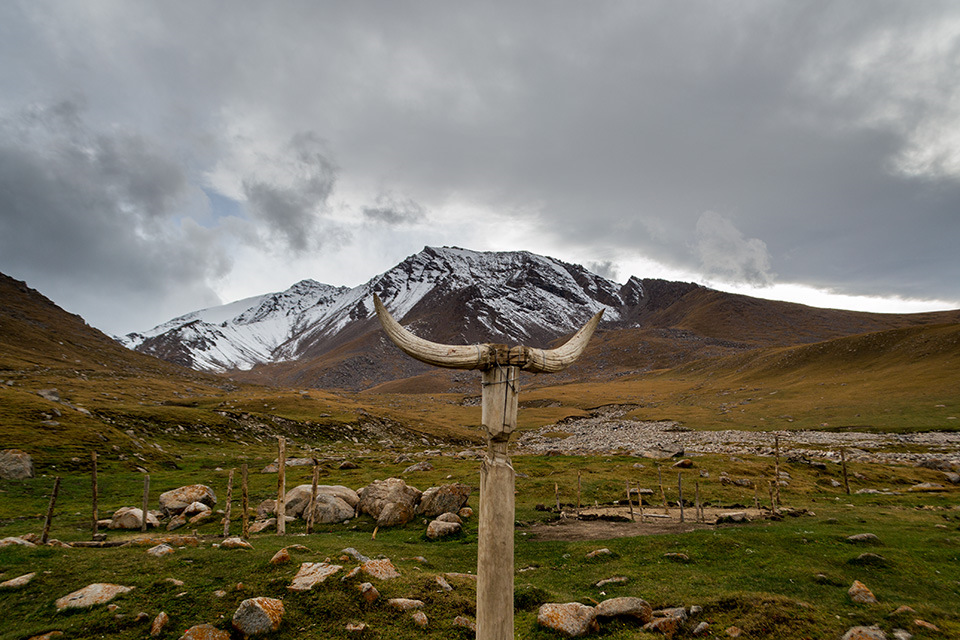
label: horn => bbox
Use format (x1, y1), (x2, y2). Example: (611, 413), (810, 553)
(522, 309), (603, 373)
(373, 294), (488, 370)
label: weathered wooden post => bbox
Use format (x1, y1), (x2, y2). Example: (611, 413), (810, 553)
(91, 451), (99, 539)
(677, 473), (684, 523)
(42, 476), (61, 544)
(241, 463), (250, 539)
(306, 461), (319, 535)
(223, 469), (234, 537)
(277, 436), (286, 535)
(774, 436), (782, 507)
(374, 294), (600, 640)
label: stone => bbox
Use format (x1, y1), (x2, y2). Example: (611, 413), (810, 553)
(27, 634), (63, 640)
(0, 536), (36, 547)
(358, 581), (380, 603)
(595, 576), (628, 587)
(158, 485), (217, 516)
(270, 548), (291, 565)
(716, 512), (749, 524)
(346, 622), (366, 633)
(692, 621), (710, 636)
(339, 461), (359, 470)
(850, 553), (887, 566)
(847, 533), (881, 545)
(0, 449), (34, 480)
(189, 511), (213, 525)
(249, 518), (276, 534)
(109, 507), (160, 530)
(342, 547), (371, 563)
(388, 598), (424, 611)
(585, 548), (612, 559)
(151, 611), (170, 637)
(435, 512), (462, 524)
(841, 626), (887, 640)
(848, 580), (878, 604)
(178, 624), (231, 640)
(943, 472), (960, 485)
(595, 596), (653, 623)
(435, 575), (453, 591)
(458, 506), (474, 519)
(908, 482), (945, 491)
(655, 607), (688, 621)
(166, 514), (187, 531)
(453, 616), (476, 632)
(342, 566), (361, 581)
(55, 583), (133, 611)
(232, 597), (284, 636)
(357, 478), (422, 527)
(537, 602), (599, 637)
(664, 552), (690, 563)
(726, 626), (743, 637)
(417, 483), (472, 517)
(182, 501), (212, 517)
(288, 562), (342, 591)
(222, 537), (254, 550)
(257, 500), (277, 519)
(147, 543), (175, 558)
(362, 558), (401, 580)
(913, 620), (939, 632)
(403, 461), (433, 473)
(411, 610), (428, 627)
(0, 571), (34, 590)
(426, 519), (462, 539)
(672, 459), (693, 468)
(891, 630), (913, 640)
(284, 484), (360, 517)
(305, 494), (356, 524)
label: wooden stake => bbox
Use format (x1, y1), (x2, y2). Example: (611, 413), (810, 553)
(577, 470), (582, 516)
(753, 483), (761, 512)
(695, 481), (702, 524)
(276, 436), (286, 535)
(41, 476), (61, 544)
(140, 474), (150, 532)
(626, 480), (634, 522)
(241, 463), (249, 539)
(768, 481), (777, 515)
(305, 462), (319, 534)
(637, 482), (644, 522)
(554, 482), (560, 512)
(678, 473), (684, 523)
(223, 469), (234, 537)
(658, 466), (668, 515)
(91, 451), (98, 539)
(841, 448), (850, 495)
(774, 436), (782, 507)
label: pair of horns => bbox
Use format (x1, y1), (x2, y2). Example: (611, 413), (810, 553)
(373, 294), (602, 373)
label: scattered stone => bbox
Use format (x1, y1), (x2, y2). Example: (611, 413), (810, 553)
(356, 478), (422, 527)
(249, 518), (276, 534)
(458, 506), (474, 519)
(672, 459), (693, 468)
(388, 598), (424, 611)
(726, 626), (743, 637)
(411, 610), (428, 627)
(595, 576), (628, 587)
(891, 630), (912, 640)
(306, 494), (357, 524)
(426, 519), (462, 539)
(643, 615), (682, 636)
(284, 484), (360, 517)
(346, 622), (366, 633)
(909, 483), (945, 491)
(159, 485), (217, 516)
(435, 512), (463, 524)
(913, 620), (939, 632)
(595, 597), (652, 622)
(182, 501), (212, 517)
(361, 558), (400, 580)
(232, 597), (284, 636)
(716, 512), (749, 524)
(403, 461), (433, 474)
(890, 605), (916, 616)
(585, 548), (612, 559)
(0, 536), (36, 547)
(110, 506), (160, 530)
(850, 553), (888, 566)
(841, 626), (887, 640)
(214, 590), (227, 598)
(178, 623), (231, 640)
(944, 472), (960, 485)
(538, 602), (599, 637)
(847, 533), (881, 545)
(55, 583), (133, 611)
(166, 514), (187, 531)
(655, 607), (688, 621)
(165, 578), (185, 587)
(342, 566), (361, 581)
(848, 580), (878, 604)
(289, 563), (342, 591)
(444, 572), (478, 581)
(147, 543), (175, 558)
(435, 575), (453, 591)
(0, 449), (34, 480)
(453, 616), (477, 632)
(664, 552), (690, 563)
(257, 500), (277, 519)
(417, 483), (472, 517)
(692, 621), (710, 636)
(221, 537), (253, 550)
(358, 582), (379, 603)
(151, 611), (170, 636)
(0, 572), (36, 588)
(339, 461), (359, 470)
(269, 548), (290, 565)
(342, 547), (371, 563)
(37, 389), (60, 402)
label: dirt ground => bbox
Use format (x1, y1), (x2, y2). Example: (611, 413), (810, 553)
(523, 505), (766, 541)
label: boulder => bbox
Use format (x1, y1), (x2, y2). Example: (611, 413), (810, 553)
(0, 449), (34, 480)
(417, 483), (471, 517)
(109, 507), (159, 530)
(361, 558), (401, 580)
(847, 533), (881, 545)
(158, 485), (217, 516)
(403, 461), (433, 474)
(841, 627), (887, 640)
(848, 580), (878, 604)
(249, 518), (276, 534)
(357, 478), (422, 527)
(0, 536), (35, 547)
(458, 506), (474, 519)
(643, 615), (683, 636)
(284, 484), (360, 517)
(270, 548), (290, 565)
(411, 610), (428, 627)
(436, 512), (462, 524)
(178, 624), (231, 640)
(426, 520), (461, 539)
(0, 572), (36, 589)
(305, 494), (356, 524)
(166, 514), (187, 531)
(537, 602), (599, 637)
(55, 583), (133, 611)
(147, 543), (175, 558)
(232, 597), (284, 636)
(387, 598), (424, 611)
(595, 597), (653, 623)
(151, 611), (169, 637)
(221, 537), (254, 550)
(585, 548), (612, 559)
(358, 582), (379, 603)
(257, 500), (276, 519)
(182, 501), (212, 517)
(288, 562), (342, 591)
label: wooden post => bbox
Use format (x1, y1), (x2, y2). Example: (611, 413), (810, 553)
(658, 466), (669, 515)
(140, 474), (150, 532)
(241, 463), (249, 539)
(678, 473), (684, 523)
(91, 451), (98, 539)
(41, 476), (61, 544)
(554, 483), (560, 512)
(477, 364), (519, 640)
(577, 470), (582, 517)
(626, 480), (634, 522)
(768, 481), (777, 515)
(774, 436), (782, 507)
(695, 481), (702, 524)
(223, 469), (234, 537)
(305, 462), (319, 534)
(276, 436), (286, 535)
(840, 448), (850, 495)
(753, 482), (761, 512)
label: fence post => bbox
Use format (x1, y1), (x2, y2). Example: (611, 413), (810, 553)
(306, 462), (319, 534)
(678, 473), (684, 523)
(241, 463), (249, 539)
(141, 474), (150, 532)
(277, 437), (286, 535)
(841, 448), (851, 495)
(223, 469), (234, 537)
(91, 451), (98, 539)
(42, 476), (62, 544)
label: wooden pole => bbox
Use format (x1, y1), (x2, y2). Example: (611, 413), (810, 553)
(140, 474), (150, 532)
(241, 463), (249, 539)
(841, 448), (850, 495)
(41, 476), (61, 544)
(577, 470), (582, 517)
(276, 436), (287, 535)
(637, 481), (644, 522)
(753, 482), (761, 512)
(554, 483), (560, 512)
(91, 451), (98, 539)
(223, 469), (234, 537)
(305, 462), (319, 534)
(695, 481), (702, 524)
(658, 466), (668, 515)
(774, 436), (782, 507)
(678, 473), (684, 523)
(626, 480), (634, 522)
(768, 481), (777, 515)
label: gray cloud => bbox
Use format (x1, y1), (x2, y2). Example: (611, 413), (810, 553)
(695, 212), (774, 287)
(586, 261), (619, 282)
(362, 194), (425, 226)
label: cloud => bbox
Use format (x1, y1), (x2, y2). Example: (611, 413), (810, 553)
(694, 211), (774, 287)
(586, 260), (619, 282)
(362, 193), (426, 226)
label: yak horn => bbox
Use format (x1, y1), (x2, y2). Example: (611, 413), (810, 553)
(373, 294), (488, 370)
(522, 309), (603, 373)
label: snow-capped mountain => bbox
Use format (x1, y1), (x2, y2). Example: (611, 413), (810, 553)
(121, 246), (645, 372)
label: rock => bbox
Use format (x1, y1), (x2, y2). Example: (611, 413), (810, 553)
(261, 458), (314, 473)
(0, 572), (36, 588)
(358, 582), (379, 603)
(166, 514), (187, 531)
(913, 620), (939, 632)
(453, 615), (476, 631)
(232, 597), (284, 636)
(0, 449), (34, 480)
(288, 562), (342, 591)
(672, 459), (693, 468)
(403, 461), (433, 473)
(664, 552), (690, 563)
(585, 548), (612, 559)
(339, 461), (359, 470)
(147, 543), (175, 558)
(249, 518), (276, 534)
(693, 621), (710, 636)
(537, 602), (599, 637)
(436, 512), (463, 524)
(342, 547), (371, 563)
(850, 553), (887, 566)
(342, 566), (361, 581)
(257, 500), (277, 519)
(188, 511), (213, 525)
(417, 483), (472, 517)
(909, 482), (945, 491)
(654, 607), (688, 621)
(841, 626), (887, 640)
(411, 610), (428, 627)
(595, 597), (653, 622)
(595, 576), (628, 587)
(388, 598), (424, 611)
(346, 622), (366, 633)
(37, 389), (60, 402)
(178, 624), (231, 640)
(847, 533), (881, 545)
(891, 630), (912, 640)
(182, 501), (212, 517)
(284, 484), (360, 517)
(426, 519), (462, 539)
(305, 494), (356, 524)
(27, 633), (63, 640)
(270, 548), (290, 565)
(221, 537), (254, 550)
(158, 485), (217, 516)
(848, 580), (878, 604)
(151, 611), (170, 637)
(890, 605), (916, 616)
(435, 575), (453, 591)
(726, 626), (743, 637)
(362, 558), (401, 580)
(943, 472), (960, 485)
(716, 512), (749, 524)
(109, 507), (160, 530)
(356, 478), (422, 527)
(55, 583), (133, 611)
(0, 536), (36, 547)
(458, 506), (474, 519)
(165, 578), (185, 587)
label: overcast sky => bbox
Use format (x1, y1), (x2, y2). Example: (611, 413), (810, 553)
(2, 1), (959, 335)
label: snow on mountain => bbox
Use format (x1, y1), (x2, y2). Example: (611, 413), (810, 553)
(121, 246), (644, 372)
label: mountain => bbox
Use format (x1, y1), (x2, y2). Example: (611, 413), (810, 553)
(121, 246), (960, 391)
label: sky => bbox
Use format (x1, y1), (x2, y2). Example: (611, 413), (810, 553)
(2, 1), (959, 336)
